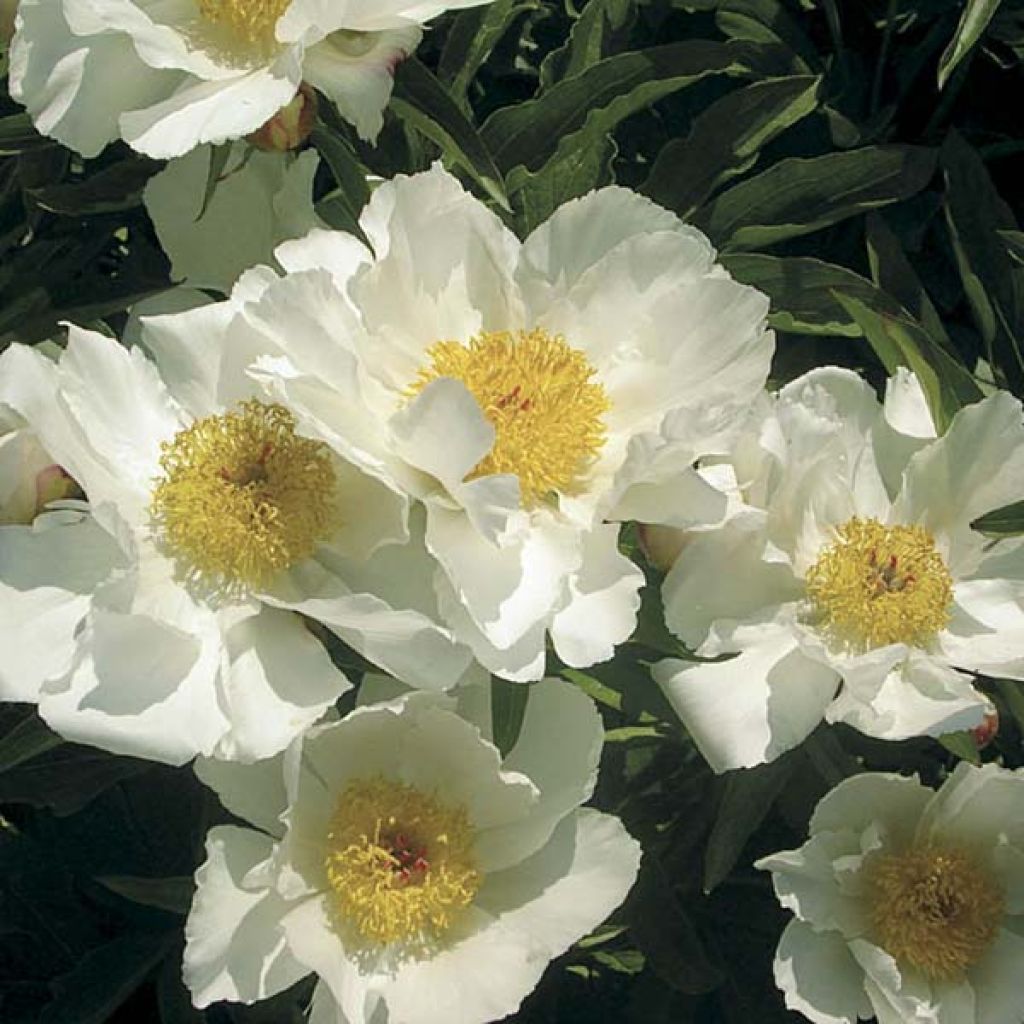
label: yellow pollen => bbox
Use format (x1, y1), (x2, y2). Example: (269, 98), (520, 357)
(864, 843), (1004, 980)
(198, 0), (289, 44)
(408, 329), (610, 507)
(324, 776), (480, 949)
(805, 517), (953, 650)
(150, 401), (337, 591)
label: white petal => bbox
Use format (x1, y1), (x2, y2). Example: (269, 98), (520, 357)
(40, 598), (229, 765)
(9, 0), (179, 157)
(755, 830), (869, 936)
(121, 53), (302, 159)
(549, 523), (643, 668)
(184, 825), (308, 1008)
(772, 920), (871, 1024)
(653, 629), (838, 772)
(828, 652), (987, 742)
(809, 772), (931, 847)
(895, 391), (1024, 549)
(917, 761), (1024, 850)
(883, 368), (936, 440)
(971, 927), (1024, 1024)
(476, 676), (603, 872)
(661, 517), (802, 650)
(381, 810), (640, 1024)
(0, 515), (123, 702)
(194, 753), (289, 839)
(304, 27), (420, 141)
(213, 605), (351, 763)
(279, 896), (373, 1024)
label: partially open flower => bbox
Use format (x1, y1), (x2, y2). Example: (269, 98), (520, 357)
(247, 82), (317, 151)
(757, 763), (1024, 1024)
(184, 681), (641, 1023)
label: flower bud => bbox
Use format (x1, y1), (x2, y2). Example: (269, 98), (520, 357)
(970, 706), (999, 750)
(247, 83), (317, 152)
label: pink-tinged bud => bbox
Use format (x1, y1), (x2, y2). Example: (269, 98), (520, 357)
(970, 707), (999, 750)
(636, 524), (689, 571)
(35, 464), (78, 512)
(247, 83), (317, 152)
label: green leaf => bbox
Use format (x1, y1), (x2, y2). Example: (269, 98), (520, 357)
(0, 745), (148, 816)
(562, 668), (624, 713)
(626, 856), (723, 994)
(696, 145), (937, 250)
(938, 0), (1004, 88)
(197, 143), (233, 221)
(942, 130), (1024, 392)
(38, 930), (174, 1024)
(481, 40), (787, 174)
(28, 158), (162, 216)
(310, 126), (372, 244)
(0, 710), (62, 773)
(0, 112), (57, 155)
(971, 499), (1024, 536)
(719, 253), (907, 337)
(996, 679), (1024, 734)
(831, 290), (982, 431)
(703, 754), (798, 894)
(440, 0), (541, 108)
(715, 0), (820, 72)
(937, 730), (981, 765)
(644, 75), (820, 219)
(865, 212), (954, 350)
(1001, 229), (1024, 266)
(539, 0), (637, 89)
(507, 134), (617, 234)
(390, 58), (509, 209)
(96, 876), (194, 916)
(491, 678), (530, 757)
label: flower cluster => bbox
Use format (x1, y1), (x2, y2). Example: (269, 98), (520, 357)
(4, 7), (1024, 1019)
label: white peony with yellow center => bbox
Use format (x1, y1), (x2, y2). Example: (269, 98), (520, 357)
(231, 165), (774, 680)
(651, 366), (1024, 772)
(8, 0), (491, 159)
(183, 681), (641, 1024)
(0, 312), (475, 765)
(756, 764), (1024, 1024)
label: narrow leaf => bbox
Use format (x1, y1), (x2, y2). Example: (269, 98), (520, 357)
(971, 499), (1024, 536)
(938, 0), (1003, 88)
(97, 876), (195, 916)
(696, 145), (937, 250)
(491, 678), (530, 757)
(0, 711), (62, 774)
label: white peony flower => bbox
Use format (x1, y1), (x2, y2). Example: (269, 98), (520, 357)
(756, 763), (1024, 1024)
(652, 366), (1024, 772)
(144, 141), (323, 294)
(7, 0), (485, 158)
(0, 317), (473, 765)
(235, 165), (774, 680)
(184, 679), (641, 1024)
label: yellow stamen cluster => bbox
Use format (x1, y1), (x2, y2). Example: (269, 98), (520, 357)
(408, 329), (610, 506)
(805, 517), (953, 650)
(864, 843), (1004, 979)
(150, 401), (337, 591)
(324, 776), (480, 949)
(198, 0), (289, 45)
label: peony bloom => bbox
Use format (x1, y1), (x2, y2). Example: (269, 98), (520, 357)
(652, 367), (1024, 772)
(7, 0), (486, 159)
(144, 141), (322, 294)
(0, 320), (473, 765)
(756, 764), (1024, 1024)
(236, 165), (774, 679)
(184, 679), (641, 1023)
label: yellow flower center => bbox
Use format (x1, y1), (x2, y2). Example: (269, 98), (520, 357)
(805, 517), (953, 650)
(150, 401), (337, 591)
(864, 843), (1004, 980)
(198, 0), (288, 45)
(324, 776), (480, 949)
(408, 329), (610, 507)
